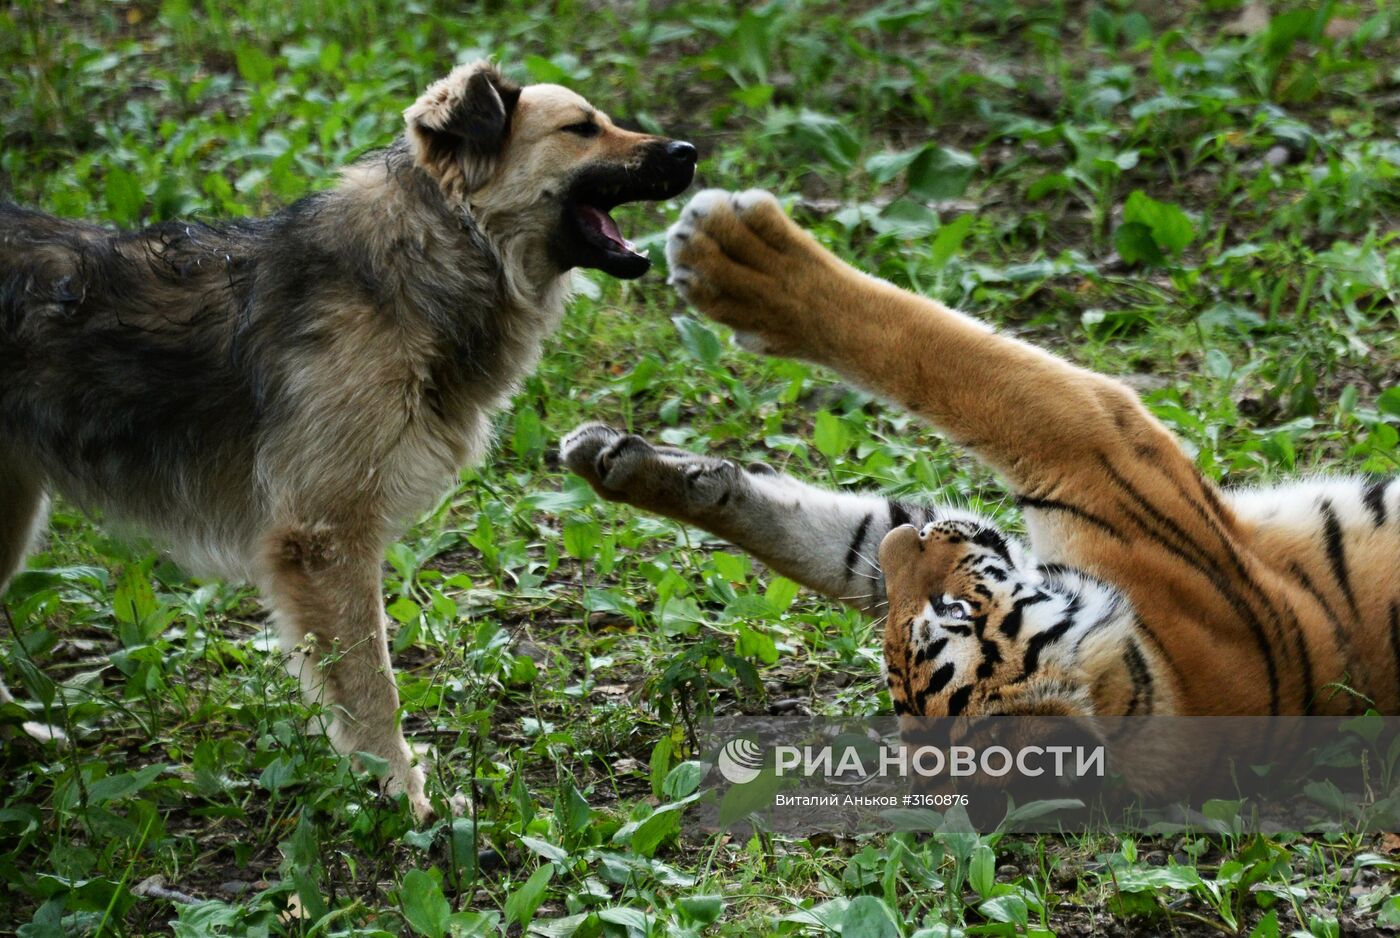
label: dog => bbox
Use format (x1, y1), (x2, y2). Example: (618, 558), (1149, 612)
(0, 61), (695, 819)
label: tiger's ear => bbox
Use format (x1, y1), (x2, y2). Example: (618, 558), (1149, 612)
(405, 61), (522, 199)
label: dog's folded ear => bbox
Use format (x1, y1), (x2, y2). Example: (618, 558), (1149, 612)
(405, 61), (523, 200)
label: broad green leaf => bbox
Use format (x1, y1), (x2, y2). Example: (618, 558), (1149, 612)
(909, 145), (978, 200)
(969, 843), (995, 897)
(677, 895), (724, 925)
(928, 213), (975, 267)
(563, 518), (601, 560)
(672, 315), (723, 366)
(519, 836), (568, 863)
(505, 865), (554, 929)
(1377, 386), (1400, 418)
(736, 623), (779, 665)
(1113, 221), (1164, 267)
(597, 907), (654, 932)
(1249, 909), (1280, 938)
(765, 576), (801, 614)
(555, 780), (592, 838)
(865, 147), (923, 184)
(662, 761), (706, 800)
(813, 411), (849, 460)
(234, 44), (276, 83)
(400, 870), (449, 938)
(840, 896), (899, 938)
(1122, 189), (1195, 255)
(104, 167), (144, 226)
(979, 894), (1029, 926)
(87, 763), (167, 805)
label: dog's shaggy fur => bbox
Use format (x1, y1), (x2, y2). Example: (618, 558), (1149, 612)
(0, 61), (694, 818)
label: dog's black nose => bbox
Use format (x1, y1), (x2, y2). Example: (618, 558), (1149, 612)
(666, 140), (698, 164)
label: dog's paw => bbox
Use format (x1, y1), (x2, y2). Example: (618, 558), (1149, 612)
(382, 763), (435, 823)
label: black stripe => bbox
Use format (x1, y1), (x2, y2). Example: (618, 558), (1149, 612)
(926, 662), (955, 696)
(888, 501), (912, 531)
(1389, 602), (1400, 712)
(1122, 638), (1154, 716)
(1015, 494), (1127, 542)
(1318, 498), (1359, 617)
(844, 512), (873, 580)
(999, 591), (1052, 639)
(914, 636), (948, 664)
(946, 684), (974, 716)
(1362, 477), (1391, 527)
(970, 527), (1014, 564)
(1020, 595), (1082, 679)
(1289, 561), (1345, 638)
(1097, 454), (1282, 713)
(976, 635), (1003, 679)
(1097, 456), (1219, 571)
(1120, 491), (1286, 710)
(1145, 457), (1315, 713)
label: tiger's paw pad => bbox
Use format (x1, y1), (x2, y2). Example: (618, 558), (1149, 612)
(559, 423), (659, 497)
(560, 422), (625, 486)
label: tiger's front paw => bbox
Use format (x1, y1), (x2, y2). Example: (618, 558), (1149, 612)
(559, 422), (745, 518)
(665, 189), (833, 359)
(560, 422), (640, 500)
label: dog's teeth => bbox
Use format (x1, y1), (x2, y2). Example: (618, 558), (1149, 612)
(638, 248), (649, 259)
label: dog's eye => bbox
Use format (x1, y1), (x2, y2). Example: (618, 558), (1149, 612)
(560, 121), (600, 138)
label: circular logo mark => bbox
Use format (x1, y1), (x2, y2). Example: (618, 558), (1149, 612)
(716, 737), (764, 784)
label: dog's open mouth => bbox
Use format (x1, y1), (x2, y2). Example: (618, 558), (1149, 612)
(556, 145), (696, 279)
(573, 200), (641, 261)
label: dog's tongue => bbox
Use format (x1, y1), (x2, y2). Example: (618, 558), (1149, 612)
(578, 204), (635, 252)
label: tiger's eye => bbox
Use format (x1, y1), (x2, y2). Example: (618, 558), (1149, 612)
(933, 593), (973, 620)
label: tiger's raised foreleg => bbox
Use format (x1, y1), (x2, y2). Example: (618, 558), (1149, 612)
(663, 189), (1324, 715)
(560, 423), (936, 614)
(663, 190), (1191, 510)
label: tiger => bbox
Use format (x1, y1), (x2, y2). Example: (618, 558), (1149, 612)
(560, 425), (1169, 720)
(560, 188), (1400, 721)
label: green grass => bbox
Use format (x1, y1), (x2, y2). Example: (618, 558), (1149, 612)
(2, 1), (1399, 935)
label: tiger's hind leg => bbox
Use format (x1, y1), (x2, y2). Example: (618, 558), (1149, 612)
(561, 422), (934, 614)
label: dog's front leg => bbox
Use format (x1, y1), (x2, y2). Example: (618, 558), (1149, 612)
(261, 521), (431, 821)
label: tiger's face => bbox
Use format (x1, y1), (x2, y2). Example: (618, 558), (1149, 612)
(878, 518), (1092, 719)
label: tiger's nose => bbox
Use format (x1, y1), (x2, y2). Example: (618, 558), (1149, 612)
(665, 140), (698, 165)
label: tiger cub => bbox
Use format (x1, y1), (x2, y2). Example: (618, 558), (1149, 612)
(560, 187), (1400, 719)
